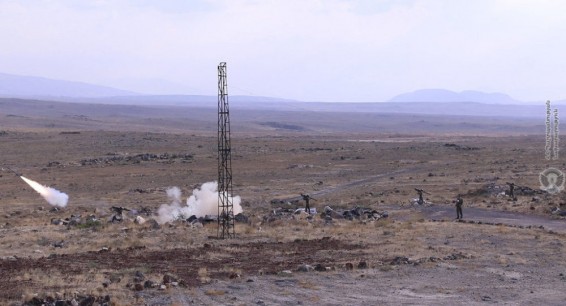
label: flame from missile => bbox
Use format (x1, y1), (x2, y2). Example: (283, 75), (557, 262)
(20, 176), (69, 207)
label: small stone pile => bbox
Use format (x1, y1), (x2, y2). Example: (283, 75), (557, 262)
(261, 206), (388, 223)
(184, 213), (249, 227)
(50, 214), (99, 228)
(126, 271), (186, 292)
(77, 152), (193, 166)
(321, 206), (388, 222)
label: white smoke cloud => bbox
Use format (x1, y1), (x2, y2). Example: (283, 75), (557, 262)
(20, 176), (69, 207)
(156, 186), (184, 224)
(156, 181), (243, 224)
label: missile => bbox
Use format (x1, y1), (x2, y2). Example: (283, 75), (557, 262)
(2, 167), (22, 177)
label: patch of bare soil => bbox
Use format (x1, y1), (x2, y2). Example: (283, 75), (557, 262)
(0, 238), (360, 298)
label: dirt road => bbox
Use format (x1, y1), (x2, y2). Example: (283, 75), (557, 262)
(418, 204), (566, 232)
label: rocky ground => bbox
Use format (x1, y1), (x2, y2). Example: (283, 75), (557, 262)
(0, 113), (565, 305)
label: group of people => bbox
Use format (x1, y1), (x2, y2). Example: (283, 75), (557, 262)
(299, 190), (464, 219)
(414, 182), (517, 220)
(415, 188), (463, 219)
(300, 182), (516, 220)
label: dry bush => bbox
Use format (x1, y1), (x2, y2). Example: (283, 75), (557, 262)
(374, 218), (393, 228)
(235, 223), (258, 235)
(204, 289), (226, 296)
(496, 224), (510, 234)
(299, 280), (320, 290)
(198, 267), (211, 284)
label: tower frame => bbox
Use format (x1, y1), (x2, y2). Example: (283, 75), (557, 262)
(217, 62), (235, 238)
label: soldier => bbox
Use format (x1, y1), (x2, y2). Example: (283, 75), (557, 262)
(415, 188), (425, 205)
(455, 194), (463, 220)
(506, 182), (516, 200)
(111, 206), (130, 222)
(300, 194), (316, 214)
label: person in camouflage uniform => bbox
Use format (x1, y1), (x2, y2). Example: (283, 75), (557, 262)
(455, 194), (463, 220)
(300, 194), (316, 214)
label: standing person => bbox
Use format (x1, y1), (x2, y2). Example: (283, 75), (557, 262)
(455, 194), (463, 220)
(506, 182), (516, 200)
(415, 188), (425, 205)
(300, 193), (316, 214)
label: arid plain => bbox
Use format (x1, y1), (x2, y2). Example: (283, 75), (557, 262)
(1, 98), (565, 305)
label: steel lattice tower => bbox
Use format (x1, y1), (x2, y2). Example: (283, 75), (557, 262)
(217, 62), (235, 239)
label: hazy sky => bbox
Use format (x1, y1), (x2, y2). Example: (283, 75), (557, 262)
(1, 0), (565, 102)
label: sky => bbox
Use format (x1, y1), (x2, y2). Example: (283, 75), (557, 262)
(1, 0), (565, 102)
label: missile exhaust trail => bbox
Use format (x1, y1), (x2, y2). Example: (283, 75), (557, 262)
(2, 167), (69, 207)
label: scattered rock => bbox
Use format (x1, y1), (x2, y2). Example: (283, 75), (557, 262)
(163, 274), (177, 284)
(279, 270), (293, 276)
(297, 264), (314, 272)
(79, 152), (193, 166)
(229, 272), (241, 279)
(320, 206), (388, 221)
(52, 240), (65, 248)
(148, 219), (161, 229)
(390, 256), (410, 265)
(552, 207), (566, 216)
(23, 295), (109, 306)
(314, 264), (327, 272)
(235, 213), (250, 223)
(134, 216), (146, 225)
(444, 143), (480, 151)
(144, 280), (156, 288)
(202, 215), (218, 223)
(323, 206), (344, 219)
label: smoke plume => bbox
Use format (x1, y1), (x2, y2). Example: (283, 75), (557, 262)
(20, 176), (69, 207)
(157, 181), (242, 224)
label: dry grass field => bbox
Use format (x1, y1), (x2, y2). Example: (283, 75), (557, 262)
(0, 99), (565, 305)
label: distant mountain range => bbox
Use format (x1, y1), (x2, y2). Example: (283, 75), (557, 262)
(0, 73), (137, 98)
(1, 72), (564, 109)
(0, 73), (298, 105)
(387, 89), (525, 104)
